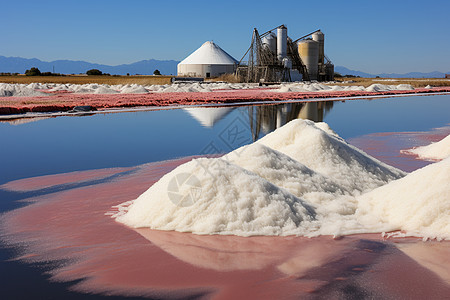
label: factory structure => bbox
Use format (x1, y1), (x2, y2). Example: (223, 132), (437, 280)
(177, 25), (334, 83)
(236, 25), (334, 82)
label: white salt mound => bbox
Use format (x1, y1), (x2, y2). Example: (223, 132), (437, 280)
(116, 158), (317, 236)
(120, 84), (149, 94)
(0, 82), (417, 97)
(271, 83), (414, 93)
(356, 157), (450, 240)
(256, 119), (406, 193)
(403, 135), (450, 161)
(115, 119), (449, 239)
(0, 83), (47, 97)
(223, 143), (350, 199)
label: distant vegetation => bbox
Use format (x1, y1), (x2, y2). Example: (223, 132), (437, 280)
(0, 74), (173, 85)
(86, 69), (103, 76)
(334, 72), (361, 78)
(23, 67), (65, 76)
(153, 69), (161, 75)
(25, 67), (42, 76)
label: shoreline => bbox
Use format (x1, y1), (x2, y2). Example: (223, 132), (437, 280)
(1, 87), (449, 117)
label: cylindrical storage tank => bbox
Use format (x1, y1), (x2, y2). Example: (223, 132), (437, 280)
(325, 63), (334, 81)
(282, 57), (292, 69)
(277, 25), (287, 61)
(298, 39), (319, 80)
(262, 32), (277, 54)
(312, 30), (325, 65)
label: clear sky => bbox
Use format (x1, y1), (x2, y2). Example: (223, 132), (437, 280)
(1, 0), (449, 74)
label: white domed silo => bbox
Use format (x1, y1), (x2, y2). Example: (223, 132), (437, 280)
(177, 41), (238, 78)
(298, 39), (319, 81)
(262, 32), (277, 54)
(277, 25), (287, 61)
(312, 30), (325, 65)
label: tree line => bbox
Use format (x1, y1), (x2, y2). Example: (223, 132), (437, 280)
(21, 67), (162, 76)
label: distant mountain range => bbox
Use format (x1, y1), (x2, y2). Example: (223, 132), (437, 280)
(334, 66), (449, 79)
(1, 56), (448, 78)
(0, 56), (179, 76)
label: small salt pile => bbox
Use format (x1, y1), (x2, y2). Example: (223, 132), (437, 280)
(402, 135), (450, 161)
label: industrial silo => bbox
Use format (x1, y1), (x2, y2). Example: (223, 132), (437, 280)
(298, 39), (319, 80)
(325, 63), (334, 81)
(312, 30), (325, 65)
(177, 41), (238, 78)
(262, 32), (277, 54)
(277, 25), (287, 61)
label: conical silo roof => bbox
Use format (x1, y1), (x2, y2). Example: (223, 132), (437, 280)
(179, 41), (238, 65)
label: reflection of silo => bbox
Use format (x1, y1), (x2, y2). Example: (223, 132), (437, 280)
(277, 25), (287, 61)
(312, 30), (325, 65)
(262, 32), (277, 54)
(298, 39), (319, 80)
(298, 102), (319, 122)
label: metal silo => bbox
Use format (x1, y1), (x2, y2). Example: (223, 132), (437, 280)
(277, 25), (287, 61)
(262, 32), (277, 54)
(325, 63), (334, 81)
(298, 39), (319, 80)
(312, 30), (325, 65)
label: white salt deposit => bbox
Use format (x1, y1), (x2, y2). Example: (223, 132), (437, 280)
(402, 135), (450, 161)
(0, 81), (418, 97)
(116, 158), (317, 236)
(113, 119), (450, 240)
(270, 83), (415, 93)
(356, 157), (450, 240)
(119, 84), (148, 94)
(223, 143), (359, 222)
(256, 119), (406, 193)
(223, 143), (350, 198)
(0, 83), (47, 97)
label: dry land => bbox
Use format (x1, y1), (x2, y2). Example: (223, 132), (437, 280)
(1, 74), (449, 88)
(0, 75), (173, 85)
(333, 77), (450, 88)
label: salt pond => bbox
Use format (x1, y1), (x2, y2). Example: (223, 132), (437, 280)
(0, 94), (449, 299)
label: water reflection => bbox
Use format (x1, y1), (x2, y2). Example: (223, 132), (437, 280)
(182, 101), (335, 143)
(183, 107), (234, 128)
(248, 101), (334, 140)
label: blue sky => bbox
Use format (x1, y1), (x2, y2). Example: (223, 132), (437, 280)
(1, 0), (449, 74)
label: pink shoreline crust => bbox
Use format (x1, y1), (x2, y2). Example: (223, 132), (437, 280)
(1, 87), (449, 115)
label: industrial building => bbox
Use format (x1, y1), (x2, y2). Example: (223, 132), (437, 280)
(177, 25), (333, 83)
(236, 25), (334, 83)
(177, 41), (238, 78)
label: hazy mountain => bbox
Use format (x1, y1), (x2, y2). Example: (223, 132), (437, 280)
(0, 56), (447, 78)
(377, 71), (447, 78)
(0, 56), (179, 75)
(335, 65), (448, 78)
(334, 66), (375, 78)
